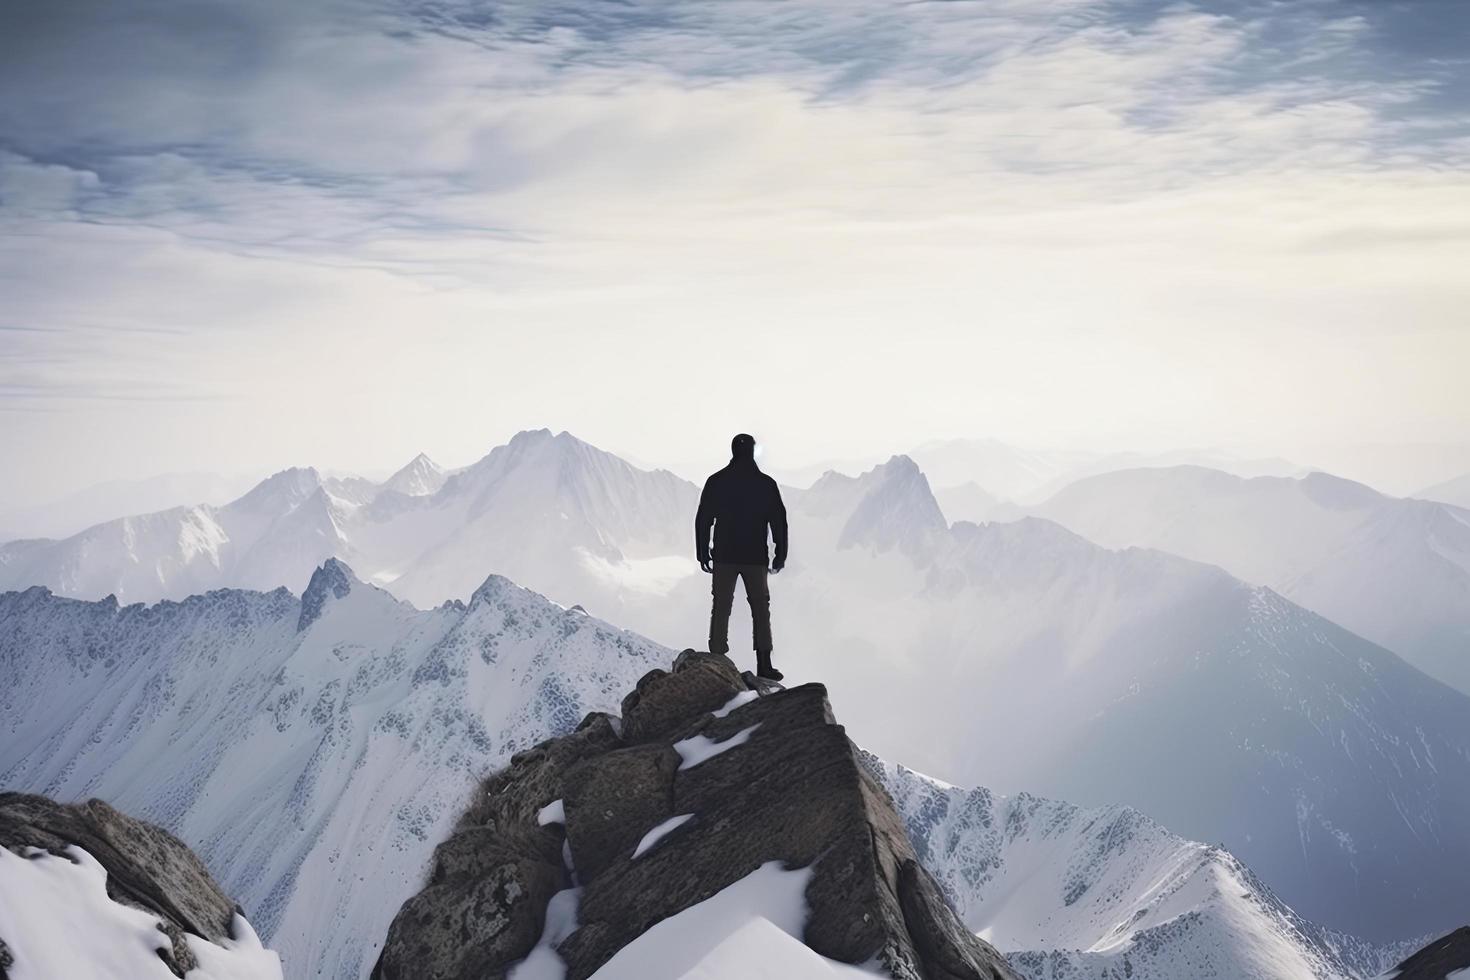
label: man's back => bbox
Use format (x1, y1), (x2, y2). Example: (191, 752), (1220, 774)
(696, 460), (787, 567)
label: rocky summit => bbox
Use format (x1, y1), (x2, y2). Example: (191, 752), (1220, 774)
(372, 649), (1019, 980)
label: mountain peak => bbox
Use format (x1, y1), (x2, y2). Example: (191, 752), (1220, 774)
(506, 427), (564, 450)
(467, 572), (525, 609)
(228, 466), (323, 513)
(837, 455), (948, 557)
(298, 558), (359, 631)
(382, 452), (446, 497)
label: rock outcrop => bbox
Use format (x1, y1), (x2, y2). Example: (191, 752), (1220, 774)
(1387, 926), (1470, 979)
(0, 793), (257, 977)
(373, 650), (1019, 980)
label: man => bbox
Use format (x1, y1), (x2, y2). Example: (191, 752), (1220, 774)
(696, 433), (789, 681)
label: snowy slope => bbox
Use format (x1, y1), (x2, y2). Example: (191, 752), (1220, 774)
(2, 563), (1401, 980)
(873, 760), (1395, 980)
(558, 863), (879, 980)
(1028, 466), (1470, 693)
(0, 561), (673, 979)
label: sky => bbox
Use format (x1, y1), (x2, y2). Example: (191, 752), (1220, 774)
(2, 0), (1468, 509)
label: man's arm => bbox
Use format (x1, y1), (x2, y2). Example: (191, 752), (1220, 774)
(770, 480), (788, 571)
(695, 479), (715, 571)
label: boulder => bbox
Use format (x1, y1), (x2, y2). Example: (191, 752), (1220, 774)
(0, 793), (267, 975)
(618, 649), (747, 743)
(371, 857), (562, 980)
(0, 793), (241, 976)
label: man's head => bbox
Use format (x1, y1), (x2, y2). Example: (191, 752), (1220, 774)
(731, 433), (756, 460)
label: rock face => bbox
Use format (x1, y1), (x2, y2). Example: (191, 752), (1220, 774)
(0, 792), (245, 976)
(1388, 926), (1470, 979)
(372, 650), (1019, 980)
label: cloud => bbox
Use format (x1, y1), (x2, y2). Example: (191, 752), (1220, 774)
(0, 0), (1467, 503)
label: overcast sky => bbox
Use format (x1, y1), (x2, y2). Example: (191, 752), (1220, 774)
(2, 0), (1468, 508)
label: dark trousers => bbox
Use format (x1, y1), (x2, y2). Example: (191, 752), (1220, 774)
(709, 562), (772, 664)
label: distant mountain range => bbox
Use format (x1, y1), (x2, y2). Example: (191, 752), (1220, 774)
(779, 456), (1470, 942)
(0, 562), (1409, 979)
(3, 430), (1468, 942)
(0, 429), (695, 612)
(1026, 465), (1470, 694)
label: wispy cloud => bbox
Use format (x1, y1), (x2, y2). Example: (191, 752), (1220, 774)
(0, 0), (1467, 502)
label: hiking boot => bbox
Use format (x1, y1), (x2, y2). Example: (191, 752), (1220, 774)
(757, 664), (784, 682)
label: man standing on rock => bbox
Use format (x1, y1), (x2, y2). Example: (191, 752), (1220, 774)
(696, 433), (789, 681)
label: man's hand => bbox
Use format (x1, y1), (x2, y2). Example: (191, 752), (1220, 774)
(770, 560), (784, 575)
(700, 560), (713, 574)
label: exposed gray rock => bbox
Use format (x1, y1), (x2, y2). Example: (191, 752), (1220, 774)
(0, 793), (243, 977)
(372, 855), (561, 980)
(564, 742), (679, 881)
(374, 649), (1020, 980)
(1389, 926), (1470, 979)
(618, 648), (747, 743)
(372, 710), (622, 979)
(297, 557), (355, 631)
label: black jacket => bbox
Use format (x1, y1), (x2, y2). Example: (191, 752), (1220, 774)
(695, 459), (788, 567)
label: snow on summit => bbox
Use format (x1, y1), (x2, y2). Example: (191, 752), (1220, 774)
(380, 453), (446, 498)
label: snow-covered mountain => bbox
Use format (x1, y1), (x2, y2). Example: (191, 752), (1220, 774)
(376, 428), (696, 609)
(4, 433), (1467, 943)
(1, 564), (1400, 980)
(0, 465), (352, 602)
(0, 561), (674, 978)
(873, 759), (1399, 980)
(1026, 466), (1470, 694)
(1418, 472), (1470, 510)
(766, 458), (1470, 943)
(0, 430), (700, 615)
